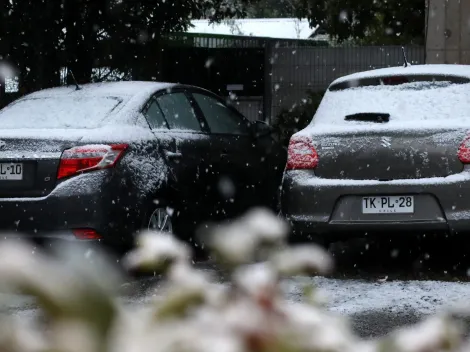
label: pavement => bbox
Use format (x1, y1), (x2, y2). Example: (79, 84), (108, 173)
(3, 236), (470, 339)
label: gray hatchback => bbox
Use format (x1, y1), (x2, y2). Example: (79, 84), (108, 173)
(281, 64), (470, 245)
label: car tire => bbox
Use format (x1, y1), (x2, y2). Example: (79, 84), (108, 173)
(141, 200), (208, 260)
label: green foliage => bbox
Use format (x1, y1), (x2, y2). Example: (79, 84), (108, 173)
(246, 0), (297, 18)
(272, 90), (324, 147)
(291, 0), (424, 45)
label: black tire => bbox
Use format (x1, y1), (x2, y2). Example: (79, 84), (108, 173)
(142, 200), (209, 260)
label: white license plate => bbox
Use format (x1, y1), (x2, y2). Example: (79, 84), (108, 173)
(0, 163), (23, 180)
(362, 196), (414, 214)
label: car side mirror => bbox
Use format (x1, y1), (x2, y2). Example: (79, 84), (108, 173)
(251, 120), (274, 138)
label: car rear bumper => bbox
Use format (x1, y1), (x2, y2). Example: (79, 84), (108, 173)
(0, 171), (140, 247)
(281, 169), (470, 240)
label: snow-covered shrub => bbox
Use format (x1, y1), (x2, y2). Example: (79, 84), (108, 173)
(0, 207), (464, 352)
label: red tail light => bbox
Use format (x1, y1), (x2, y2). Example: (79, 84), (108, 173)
(286, 136), (319, 170)
(458, 137), (470, 164)
(57, 144), (128, 180)
(73, 229), (103, 240)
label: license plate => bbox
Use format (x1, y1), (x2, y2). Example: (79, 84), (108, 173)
(0, 163), (23, 180)
(362, 196), (414, 214)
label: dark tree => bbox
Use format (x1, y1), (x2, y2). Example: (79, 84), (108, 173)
(293, 0), (425, 44)
(1, 0), (258, 93)
(2, 0), (63, 93)
(247, 0), (297, 18)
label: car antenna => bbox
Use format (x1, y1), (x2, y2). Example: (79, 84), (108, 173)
(68, 69), (82, 91)
(401, 47), (410, 68)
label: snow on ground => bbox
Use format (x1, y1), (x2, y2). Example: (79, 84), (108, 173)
(284, 277), (470, 316)
(120, 271), (470, 318)
(4, 261), (470, 330)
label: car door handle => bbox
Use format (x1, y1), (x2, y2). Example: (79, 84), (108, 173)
(165, 151), (183, 159)
(221, 149), (229, 158)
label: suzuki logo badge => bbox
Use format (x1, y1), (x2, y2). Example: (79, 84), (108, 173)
(381, 137), (392, 148)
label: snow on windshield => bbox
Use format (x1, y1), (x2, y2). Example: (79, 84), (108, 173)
(0, 96), (121, 129)
(310, 81), (470, 131)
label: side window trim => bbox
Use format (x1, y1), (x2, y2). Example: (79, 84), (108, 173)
(183, 90), (211, 133)
(189, 90), (251, 136)
(153, 89), (206, 133)
(142, 96), (170, 130)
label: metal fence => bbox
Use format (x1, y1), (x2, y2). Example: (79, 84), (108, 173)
(161, 34), (426, 122)
(268, 44), (425, 121)
(1, 34), (426, 123)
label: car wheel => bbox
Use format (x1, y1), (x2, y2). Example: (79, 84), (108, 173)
(142, 202), (208, 260)
(147, 207), (173, 233)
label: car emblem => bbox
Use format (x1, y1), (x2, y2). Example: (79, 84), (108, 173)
(0, 141), (6, 150)
(380, 137), (392, 148)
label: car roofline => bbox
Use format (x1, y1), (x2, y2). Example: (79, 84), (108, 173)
(330, 64), (470, 88)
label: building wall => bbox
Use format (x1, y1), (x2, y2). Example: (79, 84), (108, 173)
(426, 0), (470, 64)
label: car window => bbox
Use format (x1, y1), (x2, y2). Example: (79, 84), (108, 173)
(156, 93), (202, 131)
(0, 96), (121, 129)
(143, 98), (168, 129)
(192, 93), (250, 135)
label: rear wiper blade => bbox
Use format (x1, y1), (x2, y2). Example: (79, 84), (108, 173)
(344, 112), (390, 123)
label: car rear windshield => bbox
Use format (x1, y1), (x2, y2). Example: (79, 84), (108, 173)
(311, 75), (470, 130)
(0, 96), (122, 129)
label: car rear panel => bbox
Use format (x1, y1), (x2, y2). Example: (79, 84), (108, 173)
(281, 169), (470, 238)
(0, 138), (77, 197)
(0, 133), (145, 246)
(312, 129), (466, 180)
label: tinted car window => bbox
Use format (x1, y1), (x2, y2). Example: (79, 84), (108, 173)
(192, 93), (249, 135)
(143, 98), (168, 129)
(156, 93), (202, 131)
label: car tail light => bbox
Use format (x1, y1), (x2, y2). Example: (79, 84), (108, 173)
(57, 144), (128, 180)
(458, 137), (470, 164)
(286, 136), (319, 170)
(73, 229), (103, 240)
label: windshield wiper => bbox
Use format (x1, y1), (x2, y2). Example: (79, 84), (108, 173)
(344, 112), (390, 123)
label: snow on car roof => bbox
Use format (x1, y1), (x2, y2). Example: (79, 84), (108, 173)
(25, 81), (176, 99)
(331, 64), (470, 87)
(0, 81), (179, 135)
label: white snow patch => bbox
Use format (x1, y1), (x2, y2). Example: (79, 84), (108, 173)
(7, 276), (470, 325)
(187, 18), (318, 40)
(1, 81), (177, 132)
(0, 126), (155, 143)
(288, 170), (470, 187)
(123, 150), (168, 199)
(309, 81), (470, 134)
(331, 64), (470, 86)
(0, 96), (121, 129)
(283, 277), (470, 316)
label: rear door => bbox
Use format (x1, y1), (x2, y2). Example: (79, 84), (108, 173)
(151, 89), (212, 215)
(188, 90), (265, 218)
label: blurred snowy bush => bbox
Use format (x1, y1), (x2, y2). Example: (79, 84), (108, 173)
(0, 207), (464, 352)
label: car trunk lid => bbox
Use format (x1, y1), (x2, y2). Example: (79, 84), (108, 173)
(0, 137), (80, 197)
(311, 128), (466, 180)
